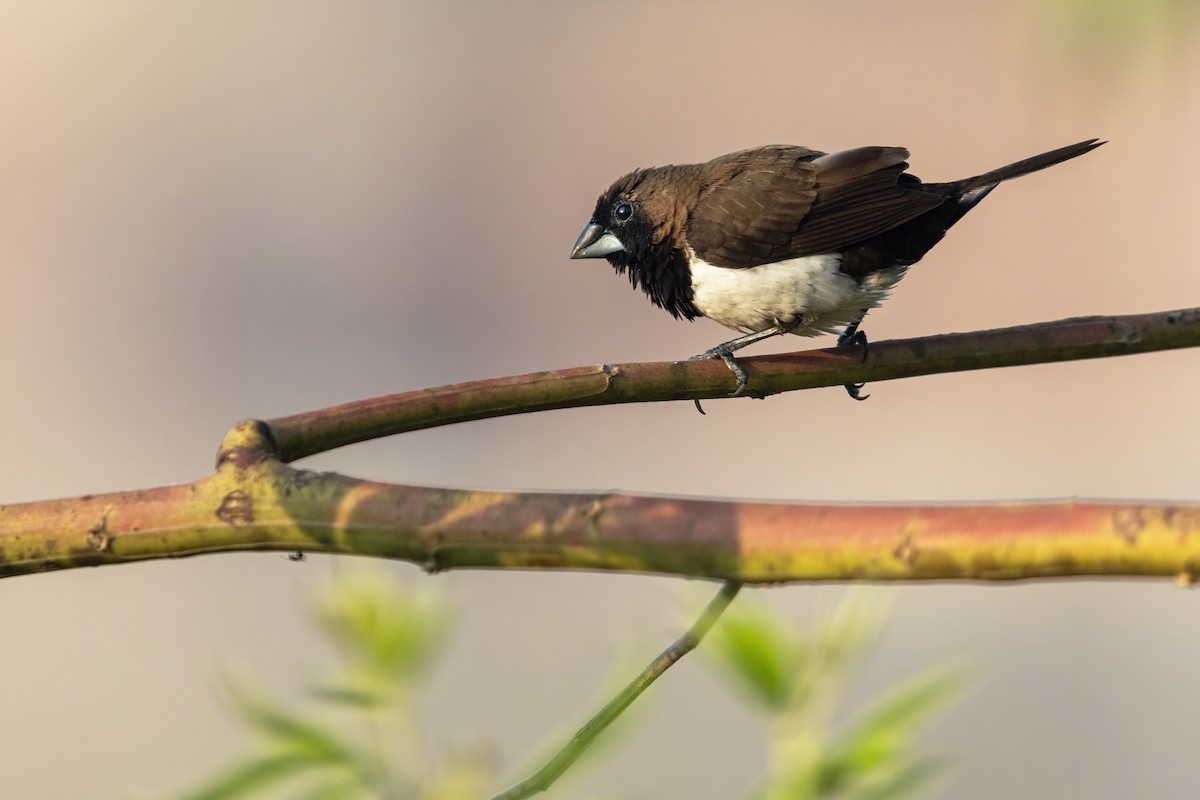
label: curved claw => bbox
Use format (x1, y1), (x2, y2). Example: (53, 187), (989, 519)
(839, 329), (870, 362)
(844, 382), (870, 401)
(689, 350), (717, 414)
(689, 345), (749, 406)
(838, 325), (870, 399)
(720, 352), (749, 395)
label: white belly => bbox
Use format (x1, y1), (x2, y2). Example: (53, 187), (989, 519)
(688, 253), (905, 336)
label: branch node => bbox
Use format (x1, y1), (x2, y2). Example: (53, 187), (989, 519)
(215, 490), (254, 527)
(86, 517), (113, 553)
(215, 419), (279, 470)
(1112, 507), (1147, 544)
(581, 498), (605, 523)
(1113, 319), (1143, 347)
(893, 535), (918, 567)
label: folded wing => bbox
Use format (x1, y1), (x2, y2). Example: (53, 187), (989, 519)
(688, 146), (947, 269)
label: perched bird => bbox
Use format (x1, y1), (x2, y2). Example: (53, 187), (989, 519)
(570, 139), (1103, 410)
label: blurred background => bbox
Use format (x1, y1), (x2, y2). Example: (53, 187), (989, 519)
(3, 0), (1200, 796)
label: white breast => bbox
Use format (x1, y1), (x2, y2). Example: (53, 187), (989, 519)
(687, 252), (906, 336)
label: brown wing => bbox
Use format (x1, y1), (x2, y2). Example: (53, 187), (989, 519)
(687, 146), (947, 269)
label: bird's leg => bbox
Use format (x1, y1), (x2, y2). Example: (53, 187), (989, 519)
(838, 310), (871, 401)
(689, 325), (789, 414)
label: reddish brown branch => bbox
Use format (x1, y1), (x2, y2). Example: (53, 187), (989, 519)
(4, 307), (1200, 583)
(3, 424), (1199, 583)
(266, 307), (1200, 462)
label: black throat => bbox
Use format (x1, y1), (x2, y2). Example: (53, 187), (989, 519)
(606, 241), (700, 321)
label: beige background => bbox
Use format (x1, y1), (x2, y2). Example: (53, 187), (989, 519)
(3, 1), (1200, 797)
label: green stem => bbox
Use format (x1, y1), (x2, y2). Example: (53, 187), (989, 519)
(491, 580), (743, 800)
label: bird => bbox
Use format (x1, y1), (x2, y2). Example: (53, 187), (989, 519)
(570, 139), (1103, 412)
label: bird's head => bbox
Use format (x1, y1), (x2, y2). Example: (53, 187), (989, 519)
(570, 170), (658, 266)
(569, 168), (698, 319)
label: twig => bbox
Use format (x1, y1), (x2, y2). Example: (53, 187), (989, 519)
(491, 580), (743, 800)
(265, 307), (1200, 462)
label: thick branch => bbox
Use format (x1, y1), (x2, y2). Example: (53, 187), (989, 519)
(2, 421), (1198, 582)
(266, 307), (1200, 462)
(5, 308), (1200, 582)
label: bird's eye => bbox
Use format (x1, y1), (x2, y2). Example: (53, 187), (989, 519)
(613, 201), (634, 222)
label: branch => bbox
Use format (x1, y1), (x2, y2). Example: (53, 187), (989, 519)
(3, 419), (1200, 582)
(266, 307), (1200, 462)
(4, 308), (1200, 583)
(492, 580), (742, 800)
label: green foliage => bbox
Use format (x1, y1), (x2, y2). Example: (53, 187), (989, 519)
(312, 568), (449, 708)
(704, 595), (965, 800)
(173, 574), (963, 800)
(1019, 0), (1198, 92)
(704, 598), (802, 710)
(171, 568), (485, 800)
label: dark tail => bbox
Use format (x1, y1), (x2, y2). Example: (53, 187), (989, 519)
(955, 138), (1105, 195)
(879, 138), (1105, 266)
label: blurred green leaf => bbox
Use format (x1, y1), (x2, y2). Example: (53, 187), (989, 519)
(1029, 0), (1196, 49)
(813, 595), (887, 675)
(228, 687), (360, 766)
(835, 666), (965, 775)
(762, 756), (823, 800)
(706, 600), (803, 710)
(180, 573), (963, 800)
(421, 753), (494, 800)
(314, 569), (449, 683)
(1017, 0), (1199, 102)
(311, 682), (389, 709)
(706, 594), (962, 800)
(290, 775), (369, 800)
(174, 752), (320, 800)
(854, 758), (943, 800)
(172, 569), (486, 800)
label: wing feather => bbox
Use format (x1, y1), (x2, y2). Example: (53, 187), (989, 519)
(688, 146), (947, 269)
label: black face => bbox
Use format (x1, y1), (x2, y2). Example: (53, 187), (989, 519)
(590, 190), (653, 267)
(588, 175), (698, 320)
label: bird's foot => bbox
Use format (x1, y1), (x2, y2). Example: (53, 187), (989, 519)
(844, 381), (870, 401)
(837, 327), (869, 361)
(837, 327), (870, 401)
(687, 324), (789, 414)
(689, 345), (749, 414)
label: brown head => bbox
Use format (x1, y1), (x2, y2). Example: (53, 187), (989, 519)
(570, 164), (704, 319)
